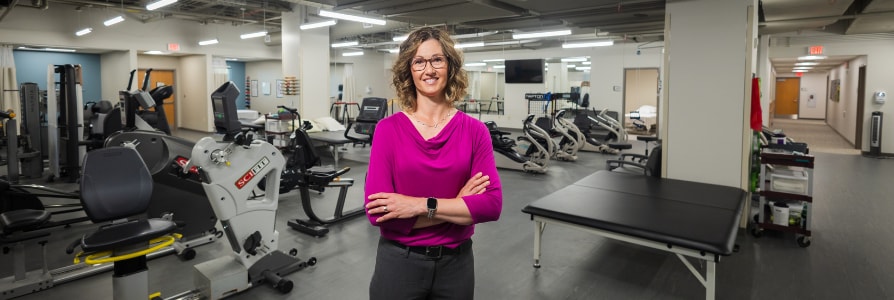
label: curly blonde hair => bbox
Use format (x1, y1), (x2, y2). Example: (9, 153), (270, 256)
(391, 26), (468, 111)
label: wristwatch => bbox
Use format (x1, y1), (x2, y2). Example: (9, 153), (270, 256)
(426, 197), (438, 219)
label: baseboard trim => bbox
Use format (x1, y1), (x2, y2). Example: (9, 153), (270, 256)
(861, 151), (894, 158)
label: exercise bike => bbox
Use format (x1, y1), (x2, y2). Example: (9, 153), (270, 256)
(572, 110), (618, 154)
(64, 81), (314, 300)
(551, 110), (584, 161)
(490, 114), (553, 173)
(260, 106), (362, 237)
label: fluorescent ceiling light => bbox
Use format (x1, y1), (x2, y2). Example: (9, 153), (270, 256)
(566, 64), (576, 68)
(331, 41), (359, 48)
(104, 16), (125, 26)
(561, 57), (588, 62)
(562, 40), (614, 48)
(795, 62), (819, 66)
(393, 35), (408, 42)
(798, 55), (827, 60)
(319, 9), (386, 26)
(465, 62), (486, 67)
(493, 65), (505, 69)
(146, 0), (177, 11)
(225, 58), (239, 61)
(455, 42), (484, 49)
(342, 51), (364, 57)
(144, 50), (166, 55)
(483, 58), (504, 62)
(18, 46), (76, 52)
(512, 29), (571, 39)
(485, 41), (519, 46)
(387, 48), (399, 53)
(240, 31), (268, 39)
(793, 67), (813, 70)
(794, 70), (809, 73)
(453, 31), (498, 39)
(582, 61), (591, 65)
(300, 20), (337, 30)
(575, 67), (591, 71)
(198, 39), (219, 46)
(75, 28), (93, 36)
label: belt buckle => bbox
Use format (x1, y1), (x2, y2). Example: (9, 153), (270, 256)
(424, 246), (443, 259)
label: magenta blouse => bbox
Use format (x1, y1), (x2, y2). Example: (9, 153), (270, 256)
(364, 111), (503, 248)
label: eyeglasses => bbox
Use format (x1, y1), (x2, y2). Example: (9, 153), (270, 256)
(411, 55), (447, 71)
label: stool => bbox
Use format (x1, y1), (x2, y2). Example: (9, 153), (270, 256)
(636, 135), (661, 156)
(608, 142), (632, 151)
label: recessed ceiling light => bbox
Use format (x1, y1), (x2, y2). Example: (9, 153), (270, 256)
(75, 28), (93, 36)
(797, 55), (827, 60)
(342, 51), (364, 56)
(198, 39), (219, 46)
(455, 42), (484, 49)
(146, 0), (177, 11)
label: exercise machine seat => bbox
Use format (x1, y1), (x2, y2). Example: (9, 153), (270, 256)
(80, 219), (177, 253)
(76, 147), (176, 252)
(0, 209), (50, 233)
(608, 143), (632, 150)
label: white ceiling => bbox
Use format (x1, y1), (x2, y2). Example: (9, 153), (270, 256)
(4, 0), (894, 71)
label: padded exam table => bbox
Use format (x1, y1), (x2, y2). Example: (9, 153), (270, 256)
(307, 130), (351, 168)
(522, 171), (745, 300)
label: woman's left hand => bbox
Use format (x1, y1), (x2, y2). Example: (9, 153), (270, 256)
(366, 193), (425, 223)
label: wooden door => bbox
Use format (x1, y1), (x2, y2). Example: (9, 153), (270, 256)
(138, 69), (176, 128)
(774, 77), (800, 117)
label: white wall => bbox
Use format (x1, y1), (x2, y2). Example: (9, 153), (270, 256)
(245, 60), (285, 115)
(100, 50), (134, 102)
(464, 43), (663, 128)
(769, 35), (892, 153)
(798, 72), (828, 119)
(332, 52), (393, 103)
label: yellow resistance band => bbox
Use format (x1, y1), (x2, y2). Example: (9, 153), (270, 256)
(74, 233), (183, 265)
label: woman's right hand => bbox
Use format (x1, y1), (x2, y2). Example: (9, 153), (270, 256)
(456, 172), (490, 198)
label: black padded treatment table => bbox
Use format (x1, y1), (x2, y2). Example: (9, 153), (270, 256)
(307, 130), (352, 168)
(522, 170), (746, 300)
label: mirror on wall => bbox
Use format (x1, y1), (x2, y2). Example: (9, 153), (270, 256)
(463, 70), (505, 115)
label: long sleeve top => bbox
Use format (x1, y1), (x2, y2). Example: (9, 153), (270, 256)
(364, 111), (503, 248)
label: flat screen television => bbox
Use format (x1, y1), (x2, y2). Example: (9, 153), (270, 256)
(505, 59), (544, 84)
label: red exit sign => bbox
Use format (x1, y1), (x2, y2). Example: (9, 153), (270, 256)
(167, 43), (181, 52)
(808, 45), (823, 55)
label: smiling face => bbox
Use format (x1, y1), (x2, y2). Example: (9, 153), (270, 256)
(411, 39), (449, 102)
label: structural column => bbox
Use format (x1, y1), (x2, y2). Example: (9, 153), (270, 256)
(662, 0), (758, 187)
(281, 7), (330, 119)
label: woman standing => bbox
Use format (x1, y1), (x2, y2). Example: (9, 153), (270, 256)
(364, 26), (503, 299)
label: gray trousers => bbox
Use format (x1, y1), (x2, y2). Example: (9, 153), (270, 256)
(369, 238), (475, 300)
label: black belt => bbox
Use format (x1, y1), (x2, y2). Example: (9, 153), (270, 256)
(385, 239), (471, 259)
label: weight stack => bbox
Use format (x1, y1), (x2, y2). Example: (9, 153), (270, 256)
(870, 111), (883, 157)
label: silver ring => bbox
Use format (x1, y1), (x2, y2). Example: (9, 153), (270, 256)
(383, 206), (388, 212)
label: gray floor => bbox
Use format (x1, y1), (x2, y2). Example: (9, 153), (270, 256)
(3, 120), (893, 299)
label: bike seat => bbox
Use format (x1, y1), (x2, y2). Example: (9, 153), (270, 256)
(0, 209), (51, 234)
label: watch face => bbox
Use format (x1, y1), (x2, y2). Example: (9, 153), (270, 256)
(427, 197), (437, 209)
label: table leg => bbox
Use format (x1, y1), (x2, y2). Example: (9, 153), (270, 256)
(706, 260), (716, 300)
(533, 220), (544, 268)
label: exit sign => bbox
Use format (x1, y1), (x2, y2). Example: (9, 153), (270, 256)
(167, 43), (181, 52)
(808, 45), (823, 55)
